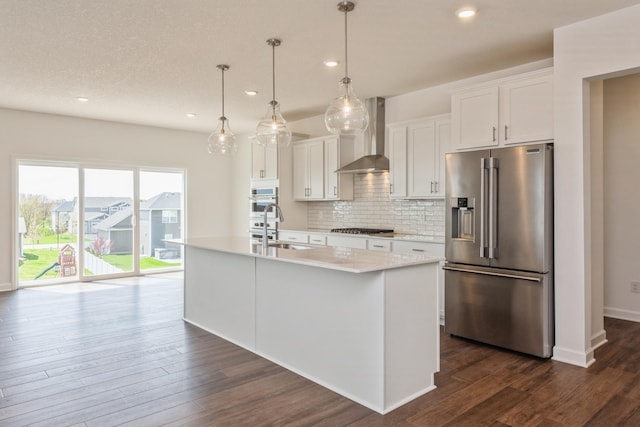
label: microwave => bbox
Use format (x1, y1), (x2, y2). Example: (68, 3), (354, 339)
(250, 183), (278, 218)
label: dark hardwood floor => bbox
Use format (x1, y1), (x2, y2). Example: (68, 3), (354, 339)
(1, 274), (639, 426)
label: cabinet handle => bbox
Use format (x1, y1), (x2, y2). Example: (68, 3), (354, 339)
(412, 249), (425, 252)
(390, 183), (393, 194)
(435, 181), (439, 193)
(504, 125), (508, 140)
(289, 237), (297, 240)
(430, 181), (434, 193)
(492, 126), (496, 142)
(372, 245), (384, 248)
(312, 239), (322, 243)
(333, 186), (337, 196)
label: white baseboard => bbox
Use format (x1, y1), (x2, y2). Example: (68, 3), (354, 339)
(590, 329), (608, 352)
(604, 307), (640, 323)
(0, 282), (13, 292)
(552, 345), (595, 368)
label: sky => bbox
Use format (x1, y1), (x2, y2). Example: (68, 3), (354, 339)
(19, 165), (183, 201)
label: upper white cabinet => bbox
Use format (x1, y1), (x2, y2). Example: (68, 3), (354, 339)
(293, 136), (353, 201)
(251, 143), (278, 179)
(388, 114), (451, 199)
(293, 139), (324, 200)
(451, 68), (553, 150)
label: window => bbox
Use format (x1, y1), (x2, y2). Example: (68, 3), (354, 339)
(162, 210), (178, 224)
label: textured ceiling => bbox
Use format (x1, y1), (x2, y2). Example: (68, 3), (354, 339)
(2, 0), (640, 135)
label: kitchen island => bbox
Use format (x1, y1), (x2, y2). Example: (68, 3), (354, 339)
(176, 236), (440, 414)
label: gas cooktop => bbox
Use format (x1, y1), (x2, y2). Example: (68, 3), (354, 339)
(330, 227), (394, 236)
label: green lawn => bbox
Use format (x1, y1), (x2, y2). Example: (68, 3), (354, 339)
(19, 249), (62, 281)
(19, 249), (181, 282)
(25, 233), (77, 245)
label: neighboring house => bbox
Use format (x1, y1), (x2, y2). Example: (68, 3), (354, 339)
(139, 192), (182, 259)
(51, 200), (75, 234)
(94, 208), (133, 254)
(81, 197), (132, 235)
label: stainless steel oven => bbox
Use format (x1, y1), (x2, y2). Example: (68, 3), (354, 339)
(250, 180), (278, 219)
(249, 220), (277, 241)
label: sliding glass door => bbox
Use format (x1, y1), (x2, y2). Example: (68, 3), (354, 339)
(16, 160), (185, 287)
(81, 168), (136, 279)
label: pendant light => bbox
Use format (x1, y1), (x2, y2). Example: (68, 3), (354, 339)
(207, 64), (237, 155)
(255, 38), (292, 147)
(325, 1), (369, 136)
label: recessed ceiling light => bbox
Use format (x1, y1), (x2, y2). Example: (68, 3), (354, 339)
(244, 90), (258, 96)
(324, 60), (339, 68)
(76, 97), (89, 102)
(456, 7), (477, 19)
(185, 113), (196, 118)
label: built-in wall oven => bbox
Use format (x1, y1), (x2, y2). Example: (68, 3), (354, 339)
(249, 179), (278, 241)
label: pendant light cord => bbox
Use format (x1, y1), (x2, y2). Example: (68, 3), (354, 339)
(221, 67), (225, 121)
(344, 5), (349, 79)
(272, 42), (276, 103)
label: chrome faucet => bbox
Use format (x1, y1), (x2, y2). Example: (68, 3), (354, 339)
(263, 203), (284, 250)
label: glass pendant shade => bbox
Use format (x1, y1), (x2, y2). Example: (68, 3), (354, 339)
(325, 1), (369, 136)
(256, 100), (291, 146)
(208, 64), (237, 156)
(325, 77), (369, 135)
(207, 117), (237, 155)
(255, 38), (291, 147)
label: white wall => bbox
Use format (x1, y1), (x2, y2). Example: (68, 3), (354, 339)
(553, 4), (640, 367)
(0, 108), (232, 290)
(603, 73), (640, 321)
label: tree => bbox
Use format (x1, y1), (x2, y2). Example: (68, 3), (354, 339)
(86, 237), (113, 258)
(19, 194), (55, 243)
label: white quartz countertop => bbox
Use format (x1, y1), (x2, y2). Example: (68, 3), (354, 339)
(172, 237), (440, 273)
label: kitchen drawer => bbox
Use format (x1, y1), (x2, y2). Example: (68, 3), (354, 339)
(308, 233), (327, 246)
(278, 231), (309, 244)
(367, 239), (392, 252)
(326, 235), (367, 249)
(392, 240), (444, 257)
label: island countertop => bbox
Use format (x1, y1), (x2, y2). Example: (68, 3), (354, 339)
(172, 236), (439, 273)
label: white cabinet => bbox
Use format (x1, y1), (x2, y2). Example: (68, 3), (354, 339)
(388, 115), (450, 199)
(324, 137), (353, 200)
(293, 139), (324, 200)
(451, 68), (553, 150)
(278, 230), (309, 243)
(367, 239), (391, 252)
(392, 241), (445, 324)
(251, 143), (278, 179)
(325, 234), (367, 249)
(293, 136), (353, 201)
(308, 233), (327, 246)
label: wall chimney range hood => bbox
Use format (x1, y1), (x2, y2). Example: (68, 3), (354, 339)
(336, 97), (389, 173)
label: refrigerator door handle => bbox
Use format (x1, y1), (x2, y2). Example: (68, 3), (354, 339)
(442, 266), (541, 282)
(480, 158), (489, 258)
(489, 157), (499, 259)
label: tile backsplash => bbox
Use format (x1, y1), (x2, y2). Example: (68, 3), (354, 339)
(307, 173), (445, 240)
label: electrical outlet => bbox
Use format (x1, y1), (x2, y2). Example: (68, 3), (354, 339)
(631, 281), (640, 293)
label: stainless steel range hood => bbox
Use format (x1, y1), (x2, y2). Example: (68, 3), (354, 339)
(336, 97), (389, 173)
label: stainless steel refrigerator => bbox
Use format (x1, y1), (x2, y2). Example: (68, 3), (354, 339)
(444, 143), (553, 358)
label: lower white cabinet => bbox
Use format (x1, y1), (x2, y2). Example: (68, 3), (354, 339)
(367, 239), (391, 252)
(278, 231), (309, 243)
(325, 235), (367, 249)
(308, 233), (327, 245)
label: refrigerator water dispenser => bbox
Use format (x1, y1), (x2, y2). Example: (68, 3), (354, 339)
(451, 197), (474, 241)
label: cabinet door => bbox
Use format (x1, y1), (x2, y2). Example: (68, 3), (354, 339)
(452, 86), (499, 150)
(251, 144), (266, 179)
(292, 144), (308, 200)
(263, 144), (278, 179)
(388, 125), (407, 198)
(433, 118), (451, 197)
(307, 140), (325, 200)
(500, 75), (553, 145)
(279, 231), (309, 243)
(407, 121), (436, 198)
(324, 137), (339, 200)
